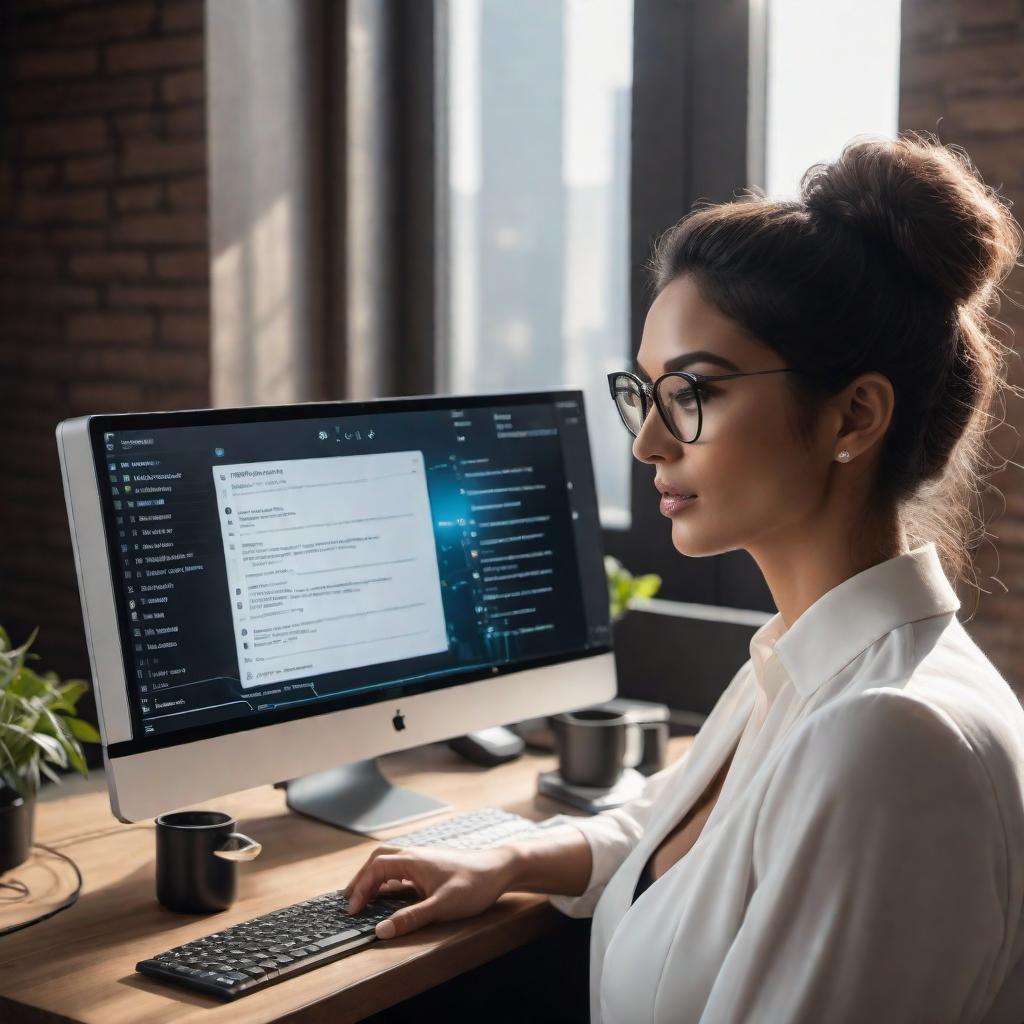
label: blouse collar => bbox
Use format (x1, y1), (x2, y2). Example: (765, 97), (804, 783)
(748, 543), (960, 700)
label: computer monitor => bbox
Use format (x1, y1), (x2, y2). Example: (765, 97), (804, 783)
(57, 390), (615, 830)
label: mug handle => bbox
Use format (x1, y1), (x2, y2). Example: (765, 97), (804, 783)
(623, 721), (644, 769)
(213, 832), (262, 862)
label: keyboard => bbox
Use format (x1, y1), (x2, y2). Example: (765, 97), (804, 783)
(137, 890), (417, 1000)
(385, 806), (557, 849)
(136, 808), (560, 1000)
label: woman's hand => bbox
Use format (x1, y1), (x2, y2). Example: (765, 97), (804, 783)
(343, 843), (517, 940)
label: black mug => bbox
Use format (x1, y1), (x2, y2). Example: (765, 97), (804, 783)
(155, 810), (262, 914)
(552, 709), (643, 789)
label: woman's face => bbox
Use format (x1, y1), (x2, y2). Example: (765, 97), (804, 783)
(632, 274), (831, 558)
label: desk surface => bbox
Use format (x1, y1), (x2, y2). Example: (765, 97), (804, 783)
(0, 737), (691, 1024)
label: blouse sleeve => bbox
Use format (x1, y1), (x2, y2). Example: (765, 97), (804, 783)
(545, 661), (755, 919)
(698, 690), (1009, 1024)
(545, 750), (692, 918)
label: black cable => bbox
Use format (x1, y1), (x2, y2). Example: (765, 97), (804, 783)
(0, 877), (29, 902)
(0, 843), (83, 937)
(0, 823), (154, 940)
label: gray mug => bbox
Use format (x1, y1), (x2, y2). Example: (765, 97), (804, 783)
(552, 709), (643, 789)
(635, 719), (670, 775)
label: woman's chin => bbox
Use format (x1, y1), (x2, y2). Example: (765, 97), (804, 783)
(669, 528), (706, 558)
(670, 519), (731, 559)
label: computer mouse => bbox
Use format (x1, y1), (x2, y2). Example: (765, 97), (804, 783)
(447, 726), (525, 766)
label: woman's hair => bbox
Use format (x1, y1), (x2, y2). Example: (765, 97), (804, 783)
(650, 131), (1022, 602)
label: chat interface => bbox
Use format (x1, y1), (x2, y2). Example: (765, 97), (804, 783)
(97, 399), (609, 740)
(216, 452), (447, 689)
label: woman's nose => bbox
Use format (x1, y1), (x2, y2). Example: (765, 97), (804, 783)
(631, 406), (681, 464)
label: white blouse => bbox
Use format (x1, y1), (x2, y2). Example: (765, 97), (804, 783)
(545, 544), (1024, 1023)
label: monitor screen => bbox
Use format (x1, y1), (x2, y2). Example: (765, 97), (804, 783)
(88, 393), (610, 752)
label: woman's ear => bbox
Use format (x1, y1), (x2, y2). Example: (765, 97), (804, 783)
(830, 372), (895, 461)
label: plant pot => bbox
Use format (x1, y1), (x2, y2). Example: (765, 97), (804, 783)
(0, 788), (35, 874)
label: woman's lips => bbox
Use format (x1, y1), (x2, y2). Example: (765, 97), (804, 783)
(660, 493), (698, 516)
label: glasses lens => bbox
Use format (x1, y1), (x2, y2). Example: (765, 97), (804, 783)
(656, 375), (700, 443)
(611, 375), (646, 436)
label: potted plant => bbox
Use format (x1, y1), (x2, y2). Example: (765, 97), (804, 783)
(605, 555), (662, 623)
(0, 627), (100, 873)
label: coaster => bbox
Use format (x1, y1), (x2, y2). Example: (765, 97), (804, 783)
(537, 767), (646, 813)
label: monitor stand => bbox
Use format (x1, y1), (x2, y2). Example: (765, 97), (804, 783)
(281, 758), (453, 836)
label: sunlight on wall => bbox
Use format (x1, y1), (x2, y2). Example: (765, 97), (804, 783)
(212, 194), (297, 408)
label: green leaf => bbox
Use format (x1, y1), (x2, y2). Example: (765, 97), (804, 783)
(37, 706), (70, 745)
(51, 680), (88, 713)
(64, 740), (87, 777)
(606, 559), (663, 622)
(0, 736), (17, 772)
(3, 721), (38, 742)
(5, 627), (38, 672)
(631, 574), (663, 600)
(0, 689), (24, 717)
(65, 717), (101, 743)
(9, 668), (51, 701)
(0, 626), (95, 793)
(30, 731), (67, 767)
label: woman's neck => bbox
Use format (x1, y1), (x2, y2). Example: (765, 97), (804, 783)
(748, 510), (908, 629)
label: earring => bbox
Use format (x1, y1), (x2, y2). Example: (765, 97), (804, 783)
(837, 449), (852, 463)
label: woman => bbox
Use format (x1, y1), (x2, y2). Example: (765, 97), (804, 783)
(344, 133), (1024, 1023)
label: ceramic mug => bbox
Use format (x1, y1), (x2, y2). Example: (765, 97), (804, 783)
(552, 709), (644, 789)
(155, 810), (261, 913)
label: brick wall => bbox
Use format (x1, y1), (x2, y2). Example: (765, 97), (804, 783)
(900, 0), (1024, 689)
(0, 0), (209, 682)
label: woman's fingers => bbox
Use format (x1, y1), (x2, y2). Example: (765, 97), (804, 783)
(343, 845), (404, 902)
(346, 853), (417, 913)
(378, 877), (417, 895)
(339, 848), (508, 942)
(375, 893), (443, 939)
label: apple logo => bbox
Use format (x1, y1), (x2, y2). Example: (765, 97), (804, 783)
(392, 709), (406, 732)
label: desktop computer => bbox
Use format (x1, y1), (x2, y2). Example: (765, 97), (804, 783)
(57, 389), (615, 834)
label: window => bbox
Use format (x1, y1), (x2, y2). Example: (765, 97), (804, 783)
(444, 0), (635, 528)
(755, 0), (902, 198)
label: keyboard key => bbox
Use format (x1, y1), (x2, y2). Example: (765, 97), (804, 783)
(315, 929), (361, 949)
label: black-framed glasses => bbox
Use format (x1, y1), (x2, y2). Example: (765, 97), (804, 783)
(607, 367), (795, 444)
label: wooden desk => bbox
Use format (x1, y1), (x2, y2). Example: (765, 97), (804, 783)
(0, 737), (692, 1023)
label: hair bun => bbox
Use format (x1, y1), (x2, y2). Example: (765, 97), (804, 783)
(801, 132), (1020, 307)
